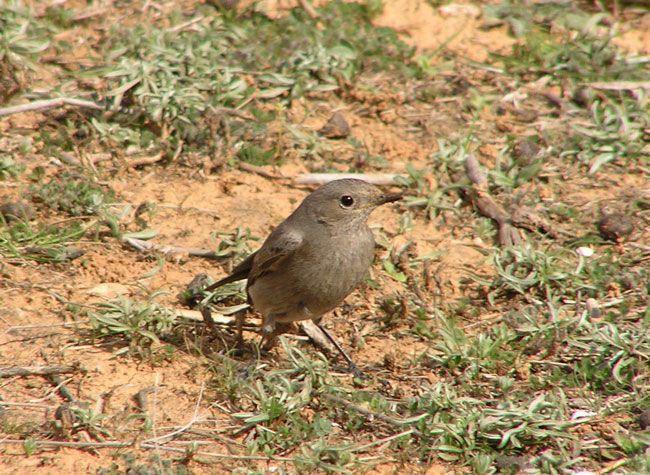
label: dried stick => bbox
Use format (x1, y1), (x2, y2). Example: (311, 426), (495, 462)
(127, 152), (165, 168)
(210, 106), (256, 121)
(167, 15), (205, 33)
(0, 98), (103, 117)
(122, 237), (226, 259)
(464, 155), (521, 247)
(350, 429), (415, 453)
(299, 0), (319, 19)
(0, 366), (77, 378)
(49, 374), (77, 402)
(238, 162), (284, 180)
(299, 321), (336, 353)
(296, 173), (404, 186)
(588, 81), (650, 92)
(0, 439), (295, 461)
(0, 402), (57, 409)
(319, 393), (424, 433)
(72, 6), (107, 21)
(0, 440), (130, 449)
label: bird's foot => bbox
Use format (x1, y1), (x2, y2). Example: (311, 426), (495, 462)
(199, 305), (217, 331)
(348, 361), (367, 380)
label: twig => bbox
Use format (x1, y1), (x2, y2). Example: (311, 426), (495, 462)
(150, 372), (162, 463)
(5, 323), (78, 331)
(185, 428), (245, 447)
(296, 173), (404, 186)
(320, 393), (425, 433)
(0, 366), (77, 378)
(168, 16), (205, 33)
(128, 152), (165, 168)
(210, 106), (255, 121)
(141, 443), (296, 461)
(350, 429), (415, 453)
(72, 7), (107, 21)
(0, 439), (295, 461)
(155, 203), (220, 216)
(59, 152), (113, 167)
(0, 402), (57, 409)
(235, 94), (256, 111)
(463, 155), (521, 247)
(596, 457), (629, 474)
(588, 81), (650, 92)
(299, 0), (319, 19)
(0, 98), (103, 117)
(238, 162), (284, 180)
(299, 321), (336, 353)
(1, 333), (64, 347)
(121, 237), (226, 259)
(0, 440), (129, 449)
(49, 374), (77, 402)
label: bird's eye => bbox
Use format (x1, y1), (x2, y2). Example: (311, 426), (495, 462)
(339, 195), (354, 208)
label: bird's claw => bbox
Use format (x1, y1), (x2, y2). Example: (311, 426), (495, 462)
(348, 362), (367, 380)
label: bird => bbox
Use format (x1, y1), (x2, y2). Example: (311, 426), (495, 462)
(201, 178), (402, 375)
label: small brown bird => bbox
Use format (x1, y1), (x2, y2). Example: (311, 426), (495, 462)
(203, 179), (401, 374)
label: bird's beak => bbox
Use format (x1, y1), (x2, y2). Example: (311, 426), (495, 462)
(378, 193), (402, 205)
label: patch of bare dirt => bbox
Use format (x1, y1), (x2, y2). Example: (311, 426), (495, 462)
(374, 0), (515, 62)
(614, 10), (650, 54)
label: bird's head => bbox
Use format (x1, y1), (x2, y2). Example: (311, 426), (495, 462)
(302, 178), (402, 227)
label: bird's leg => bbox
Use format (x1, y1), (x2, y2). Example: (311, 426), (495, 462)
(260, 316), (293, 351)
(184, 274), (216, 331)
(199, 305), (216, 331)
(235, 311), (245, 347)
(315, 323), (365, 378)
(259, 316), (276, 350)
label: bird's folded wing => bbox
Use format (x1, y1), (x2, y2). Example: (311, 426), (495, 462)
(204, 251), (257, 290)
(248, 228), (304, 287)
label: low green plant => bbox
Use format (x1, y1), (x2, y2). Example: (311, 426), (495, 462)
(489, 1), (649, 173)
(0, 2), (51, 98)
(29, 172), (114, 216)
(398, 139), (469, 220)
(88, 295), (178, 358)
(81, 1), (416, 155)
(0, 220), (86, 263)
(0, 154), (24, 179)
(97, 453), (191, 475)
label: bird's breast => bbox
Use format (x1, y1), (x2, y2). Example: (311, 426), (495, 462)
(248, 225), (375, 320)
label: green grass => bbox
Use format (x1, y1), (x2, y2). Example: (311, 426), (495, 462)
(82, 1), (416, 154)
(487, 0), (650, 173)
(29, 172), (115, 216)
(0, 2), (51, 99)
(0, 220), (86, 263)
(0, 154), (24, 179)
(87, 296), (178, 360)
(97, 454), (192, 475)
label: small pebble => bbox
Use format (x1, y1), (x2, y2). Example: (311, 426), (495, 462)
(495, 455), (530, 473)
(572, 86), (594, 108)
(585, 298), (601, 318)
(598, 212), (634, 242)
(317, 112), (351, 139)
(571, 409), (597, 420)
(512, 138), (541, 165)
(576, 247), (594, 257)
(0, 201), (35, 222)
(638, 409), (650, 430)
